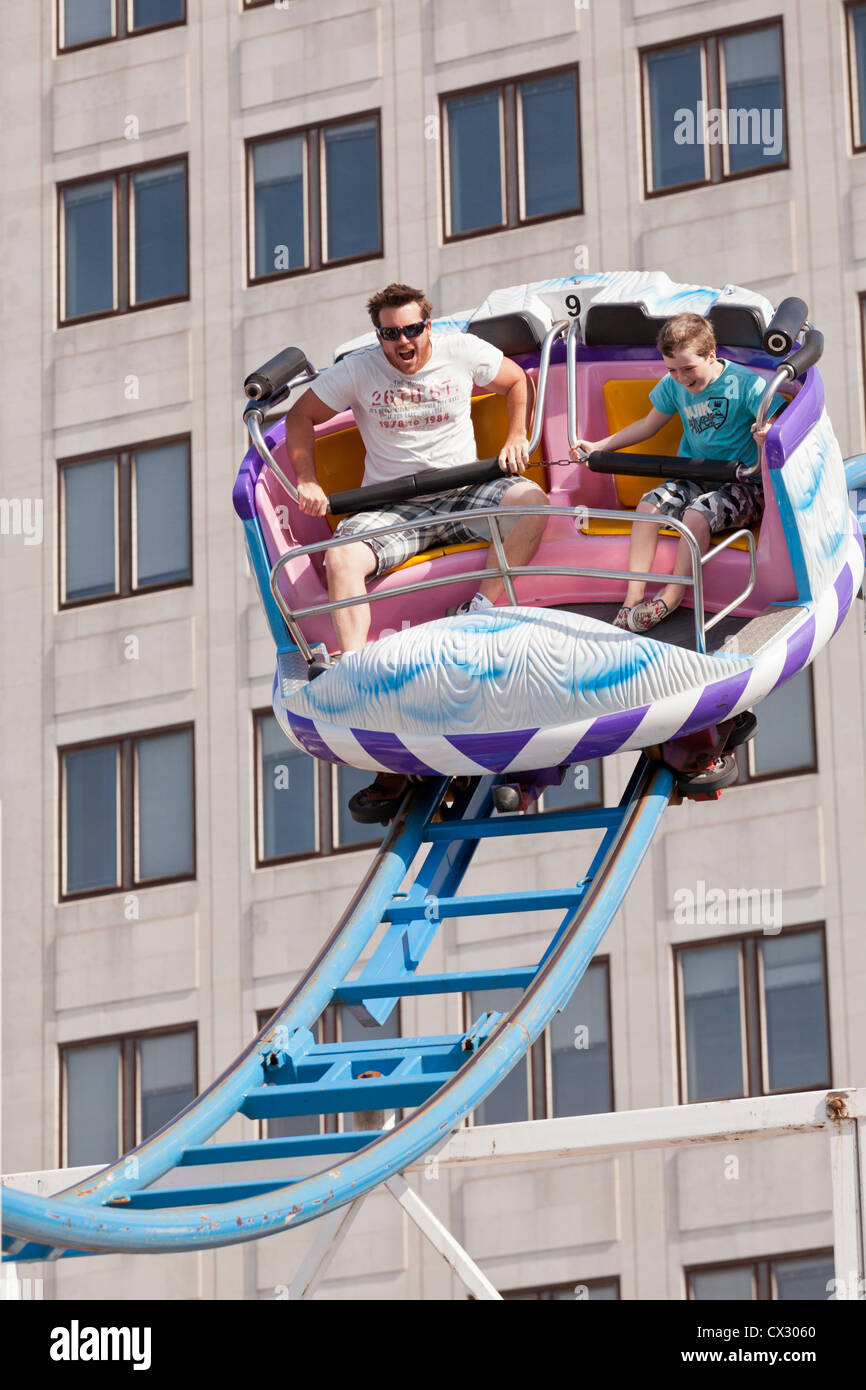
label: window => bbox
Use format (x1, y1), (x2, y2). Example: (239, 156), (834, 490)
(59, 0), (185, 50)
(60, 159), (188, 322)
(60, 725), (195, 898)
(246, 115), (382, 283)
(675, 926), (830, 1103)
(687, 1251), (834, 1301)
(61, 1025), (196, 1166)
(441, 67), (582, 240)
(59, 437), (191, 606)
(465, 958), (612, 1125)
(254, 711), (386, 863)
(503, 1277), (620, 1301)
(732, 668), (816, 784)
(256, 1004), (401, 1138)
(641, 22), (786, 195)
(848, 3), (866, 151)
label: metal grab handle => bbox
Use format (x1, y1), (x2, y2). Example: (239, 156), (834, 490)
(735, 366), (791, 479)
(268, 502), (714, 660)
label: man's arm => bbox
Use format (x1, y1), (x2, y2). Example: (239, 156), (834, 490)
(487, 358), (530, 474)
(283, 387), (339, 516)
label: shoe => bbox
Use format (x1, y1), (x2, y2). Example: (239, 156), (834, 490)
(348, 773), (408, 825)
(446, 600), (473, 616)
(612, 605), (635, 630)
(627, 598), (676, 633)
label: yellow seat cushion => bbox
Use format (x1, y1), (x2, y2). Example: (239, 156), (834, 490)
(581, 515), (754, 551)
(602, 379), (684, 508)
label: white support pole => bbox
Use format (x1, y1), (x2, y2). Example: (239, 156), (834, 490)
(828, 1101), (865, 1299)
(385, 1174), (501, 1301)
(287, 1198), (365, 1300)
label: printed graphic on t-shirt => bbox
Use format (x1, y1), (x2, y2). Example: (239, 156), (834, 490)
(370, 378), (456, 431)
(682, 397), (730, 437)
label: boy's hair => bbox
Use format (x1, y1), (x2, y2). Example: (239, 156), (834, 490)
(367, 283), (433, 328)
(656, 313), (716, 359)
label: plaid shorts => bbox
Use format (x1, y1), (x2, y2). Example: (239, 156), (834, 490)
(333, 475), (538, 576)
(639, 477), (764, 535)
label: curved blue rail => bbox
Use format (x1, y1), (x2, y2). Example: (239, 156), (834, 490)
(3, 757), (673, 1257)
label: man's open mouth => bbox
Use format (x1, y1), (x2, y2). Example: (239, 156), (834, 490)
(398, 347), (415, 363)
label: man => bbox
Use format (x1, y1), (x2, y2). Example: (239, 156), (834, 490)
(283, 282), (549, 821)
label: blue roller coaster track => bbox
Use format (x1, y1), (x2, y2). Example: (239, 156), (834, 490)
(2, 755), (673, 1259)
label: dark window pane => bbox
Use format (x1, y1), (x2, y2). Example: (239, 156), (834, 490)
(136, 729), (194, 881)
(750, 669), (814, 777)
(259, 718), (317, 858)
(132, 0), (184, 28)
(468, 988), (527, 1125)
(65, 1043), (120, 1166)
(132, 163), (187, 303)
(722, 27), (785, 174)
(681, 944), (744, 1100)
(133, 440), (190, 587)
(520, 72), (580, 218)
(324, 119), (381, 262)
(336, 765), (387, 849)
(550, 963), (611, 1116)
(773, 1254), (834, 1301)
(139, 1031), (195, 1139)
(63, 0), (113, 47)
(63, 458), (117, 600)
(446, 90), (503, 234)
(541, 760), (601, 811)
(64, 744), (119, 893)
(340, 1004), (400, 1132)
(645, 45), (706, 190)
(761, 931), (828, 1091)
(63, 180), (114, 319)
(252, 137), (306, 277)
(854, 7), (866, 145)
(690, 1265), (754, 1300)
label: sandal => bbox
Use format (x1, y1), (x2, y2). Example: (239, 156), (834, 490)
(348, 773), (409, 825)
(627, 598), (675, 633)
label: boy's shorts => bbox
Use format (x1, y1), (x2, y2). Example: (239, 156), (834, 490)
(639, 478), (764, 535)
(333, 475), (541, 577)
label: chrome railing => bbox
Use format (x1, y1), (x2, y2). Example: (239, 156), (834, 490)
(268, 502), (757, 664)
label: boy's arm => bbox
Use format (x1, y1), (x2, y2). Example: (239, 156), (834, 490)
(572, 408), (673, 459)
(284, 387), (340, 516)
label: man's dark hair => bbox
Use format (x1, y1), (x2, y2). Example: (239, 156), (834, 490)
(367, 283), (433, 328)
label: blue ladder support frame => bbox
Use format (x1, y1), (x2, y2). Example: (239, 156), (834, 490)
(2, 756), (673, 1257)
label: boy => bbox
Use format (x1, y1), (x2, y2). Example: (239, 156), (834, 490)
(571, 313), (783, 632)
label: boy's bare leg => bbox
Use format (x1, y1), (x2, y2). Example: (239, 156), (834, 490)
(656, 507), (711, 610)
(623, 502), (664, 607)
(324, 541), (378, 652)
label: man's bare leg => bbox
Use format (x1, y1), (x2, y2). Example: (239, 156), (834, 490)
(325, 540), (378, 652)
(476, 482), (549, 604)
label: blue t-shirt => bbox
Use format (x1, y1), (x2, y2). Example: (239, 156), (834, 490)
(649, 361), (784, 469)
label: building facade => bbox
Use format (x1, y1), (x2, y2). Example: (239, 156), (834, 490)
(1, 0), (865, 1300)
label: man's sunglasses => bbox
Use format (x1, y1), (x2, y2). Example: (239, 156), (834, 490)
(376, 320), (429, 342)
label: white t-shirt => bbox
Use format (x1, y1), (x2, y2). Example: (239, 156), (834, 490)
(311, 332), (504, 485)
